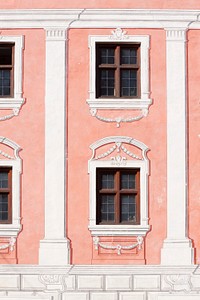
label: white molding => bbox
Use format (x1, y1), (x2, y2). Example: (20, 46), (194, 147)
(161, 29), (194, 265)
(0, 137), (22, 238)
(87, 31), (151, 115)
(0, 9), (200, 29)
(0, 36), (25, 118)
(88, 136), (150, 237)
(39, 28), (70, 265)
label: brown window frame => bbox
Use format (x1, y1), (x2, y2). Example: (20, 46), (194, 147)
(96, 168), (140, 225)
(0, 43), (14, 98)
(96, 43), (140, 99)
(0, 167), (12, 224)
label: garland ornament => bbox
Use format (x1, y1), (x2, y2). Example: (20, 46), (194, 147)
(93, 236), (143, 255)
(0, 108), (19, 122)
(0, 237), (16, 252)
(90, 108), (148, 127)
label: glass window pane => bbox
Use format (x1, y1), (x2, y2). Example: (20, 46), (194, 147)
(100, 47), (115, 64)
(121, 48), (137, 64)
(101, 195), (115, 222)
(120, 195), (136, 222)
(0, 194), (8, 221)
(0, 70), (11, 96)
(121, 70), (137, 97)
(102, 173), (114, 189)
(0, 47), (12, 65)
(100, 69), (115, 96)
(0, 172), (8, 188)
(121, 172), (136, 189)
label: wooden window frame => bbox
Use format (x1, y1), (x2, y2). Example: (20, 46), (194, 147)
(96, 168), (140, 225)
(96, 43), (140, 99)
(0, 43), (14, 98)
(0, 167), (12, 224)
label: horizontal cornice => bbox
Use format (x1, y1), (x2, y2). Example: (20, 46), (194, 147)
(0, 9), (200, 29)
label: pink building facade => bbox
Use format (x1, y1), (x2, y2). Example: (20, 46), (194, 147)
(0, 1), (199, 299)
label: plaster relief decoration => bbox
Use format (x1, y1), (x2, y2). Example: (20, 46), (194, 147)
(164, 275), (192, 293)
(93, 236), (143, 255)
(0, 137), (22, 238)
(109, 27), (129, 40)
(88, 136), (150, 237)
(90, 108), (148, 127)
(0, 237), (16, 252)
(39, 275), (64, 291)
(87, 29), (152, 127)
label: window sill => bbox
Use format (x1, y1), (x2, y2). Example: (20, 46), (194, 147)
(0, 97), (25, 110)
(88, 225), (150, 237)
(87, 98), (152, 110)
(0, 224), (22, 237)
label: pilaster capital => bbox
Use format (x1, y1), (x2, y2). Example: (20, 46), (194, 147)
(45, 27), (67, 41)
(165, 28), (187, 42)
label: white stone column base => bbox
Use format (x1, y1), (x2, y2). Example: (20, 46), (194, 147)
(39, 239), (71, 265)
(161, 238), (194, 265)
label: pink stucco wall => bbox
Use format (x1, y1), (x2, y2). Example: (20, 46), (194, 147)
(0, 0), (200, 9)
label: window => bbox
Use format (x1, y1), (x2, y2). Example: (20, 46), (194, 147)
(96, 168), (140, 225)
(0, 167), (12, 224)
(96, 44), (140, 98)
(0, 137), (22, 238)
(88, 136), (150, 237)
(0, 36), (24, 113)
(0, 44), (14, 97)
(87, 30), (151, 110)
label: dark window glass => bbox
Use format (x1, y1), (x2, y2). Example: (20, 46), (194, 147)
(121, 69), (137, 97)
(0, 44), (14, 97)
(0, 47), (12, 65)
(121, 195), (136, 222)
(0, 168), (12, 223)
(100, 69), (115, 96)
(100, 48), (115, 64)
(102, 173), (114, 189)
(101, 195), (115, 222)
(121, 48), (137, 64)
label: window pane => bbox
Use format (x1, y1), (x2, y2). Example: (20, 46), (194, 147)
(100, 69), (115, 96)
(101, 195), (115, 222)
(101, 173), (114, 189)
(0, 194), (8, 221)
(100, 47), (115, 64)
(121, 48), (137, 64)
(121, 69), (137, 97)
(121, 172), (136, 189)
(120, 195), (136, 222)
(0, 69), (11, 96)
(0, 172), (8, 188)
(0, 46), (12, 65)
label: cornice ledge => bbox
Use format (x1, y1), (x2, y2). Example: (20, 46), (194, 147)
(69, 264), (198, 275)
(0, 9), (199, 29)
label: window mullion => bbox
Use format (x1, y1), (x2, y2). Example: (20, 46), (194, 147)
(115, 170), (120, 224)
(115, 46), (120, 97)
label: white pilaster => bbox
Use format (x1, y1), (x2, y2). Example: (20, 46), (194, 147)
(161, 29), (194, 265)
(39, 28), (70, 265)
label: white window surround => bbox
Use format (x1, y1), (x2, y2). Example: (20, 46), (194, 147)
(0, 36), (24, 116)
(88, 136), (150, 237)
(87, 29), (152, 111)
(0, 137), (22, 237)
